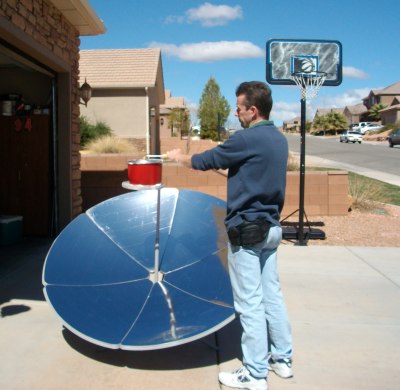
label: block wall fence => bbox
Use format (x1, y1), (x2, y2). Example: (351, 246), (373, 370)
(80, 151), (349, 218)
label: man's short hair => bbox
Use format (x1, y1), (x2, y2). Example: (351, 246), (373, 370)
(235, 81), (273, 119)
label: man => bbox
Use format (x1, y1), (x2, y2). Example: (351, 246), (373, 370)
(167, 81), (292, 390)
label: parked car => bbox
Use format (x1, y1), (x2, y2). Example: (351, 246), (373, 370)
(339, 131), (363, 143)
(350, 122), (371, 132)
(388, 128), (400, 147)
(358, 123), (384, 134)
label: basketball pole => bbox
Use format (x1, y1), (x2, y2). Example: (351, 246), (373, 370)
(297, 97), (307, 246)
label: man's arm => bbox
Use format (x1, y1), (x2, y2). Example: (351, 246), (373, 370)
(167, 148), (228, 177)
(166, 149), (193, 168)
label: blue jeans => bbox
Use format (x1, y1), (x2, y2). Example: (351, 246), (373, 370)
(227, 226), (292, 379)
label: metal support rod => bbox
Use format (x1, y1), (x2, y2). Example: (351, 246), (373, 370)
(153, 187), (162, 283)
(297, 97), (307, 246)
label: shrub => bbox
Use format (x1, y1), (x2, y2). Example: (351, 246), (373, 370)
(86, 135), (137, 154)
(287, 152), (299, 171)
(80, 116), (113, 147)
(348, 173), (389, 210)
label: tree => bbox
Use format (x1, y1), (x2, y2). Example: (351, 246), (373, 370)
(313, 111), (347, 135)
(198, 77), (230, 141)
(168, 108), (190, 137)
(368, 103), (387, 121)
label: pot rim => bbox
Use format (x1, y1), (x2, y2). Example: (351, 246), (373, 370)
(128, 159), (162, 165)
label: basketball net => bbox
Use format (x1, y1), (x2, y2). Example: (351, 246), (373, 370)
(291, 72), (327, 100)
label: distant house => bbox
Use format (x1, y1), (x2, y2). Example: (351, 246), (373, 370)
(362, 81), (400, 109)
(343, 103), (368, 125)
(379, 96), (400, 125)
(79, 48), (165, 155)
(314, 107), (345, 120)
(284, 81), (400, 131)
(282, 116), (301, 132)
(159, 90), (188, 138)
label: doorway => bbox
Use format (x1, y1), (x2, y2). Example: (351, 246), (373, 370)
(0, 43), (55, 236)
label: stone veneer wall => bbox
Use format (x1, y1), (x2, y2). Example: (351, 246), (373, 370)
(1, 0), (82, 217)
(80, 153), (349, 217)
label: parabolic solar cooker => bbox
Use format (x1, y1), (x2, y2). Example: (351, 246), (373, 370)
(42, 157), (235, 350)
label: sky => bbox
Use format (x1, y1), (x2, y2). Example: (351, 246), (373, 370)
(80, 0), (400, 128)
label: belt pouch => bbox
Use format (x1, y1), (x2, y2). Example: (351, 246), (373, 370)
(227, 226), (242, 246)
(228, 219), (270, 246)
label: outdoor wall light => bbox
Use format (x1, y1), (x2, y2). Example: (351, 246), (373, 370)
(79, 78), (92, 107)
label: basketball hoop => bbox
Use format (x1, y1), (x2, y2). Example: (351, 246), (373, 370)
(291, 71), (327, 100)
(266, 39), (342, 244)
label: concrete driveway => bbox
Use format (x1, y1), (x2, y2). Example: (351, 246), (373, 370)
(1, 240), (399, 389)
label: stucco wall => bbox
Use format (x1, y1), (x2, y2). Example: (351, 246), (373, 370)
(80, 88), (148, 138)
(381, 109), (400, 125)
(80, 86), (161, 154)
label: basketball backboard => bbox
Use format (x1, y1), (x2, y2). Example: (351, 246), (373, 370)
(266, 39), (342, 86)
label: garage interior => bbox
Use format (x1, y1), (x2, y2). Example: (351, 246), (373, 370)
(0, 41), (56, 237)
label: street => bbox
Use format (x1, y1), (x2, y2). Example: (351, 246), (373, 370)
(285, 133), (400, 186)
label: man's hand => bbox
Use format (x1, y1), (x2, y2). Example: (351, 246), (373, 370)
(166, 148), (182, 162)
(166, 149), (193, 168)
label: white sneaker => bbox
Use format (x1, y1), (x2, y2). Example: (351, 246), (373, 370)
(268, 358), (293, 378)
(218, 366), (268, 390)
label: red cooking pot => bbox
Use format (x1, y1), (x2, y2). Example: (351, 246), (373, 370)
(128, 159), (162, 186)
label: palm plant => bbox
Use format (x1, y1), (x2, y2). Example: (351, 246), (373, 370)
(313, 111), (348, 135)
(368, 103), (387, 121)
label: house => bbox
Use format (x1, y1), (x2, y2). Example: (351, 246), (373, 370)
(159, 90), (189, 138)
(360, 81), (400, 125)
(314, 107), (345, 119)
(79, 48), (165, 155)
(379, 96), (400, 125)
(0, 0), (105, 236)
(362, 81), (400, 109)
(343, 103), (368, 125)
(282, 116), (301, 132)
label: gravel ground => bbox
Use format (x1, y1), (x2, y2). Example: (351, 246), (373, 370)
(282, 204), (400, 247)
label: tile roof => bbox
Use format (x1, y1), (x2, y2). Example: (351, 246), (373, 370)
(283, 116), (301, 124)
(79, 48), (162, 88)
(315, 107), (345, 116)
(379, 81), (400, 95)
(160, 90), (186, 109)
(363, 81), (400, 99)
(345, 103), (368, 114)
(380, 103), (400, 113)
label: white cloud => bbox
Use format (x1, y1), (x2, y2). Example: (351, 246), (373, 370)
(294, 88), (371, 121)
(186, 3), (243, 27)
(271, 101), (300, 122)
(316, 88), (371, 108)
(343, 66), (369, 79)
(149, 41), (264, 62)
(164, 15), (185, 24)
